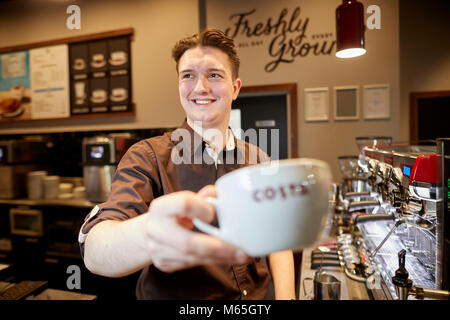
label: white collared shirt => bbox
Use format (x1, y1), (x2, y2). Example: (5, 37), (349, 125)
(203, 128), (235, 168)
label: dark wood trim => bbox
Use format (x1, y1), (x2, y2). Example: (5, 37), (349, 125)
(239, 83), (298, 158)
(0, 28), (135, 54)
(0, 104), (135, 124)
(410, 90), (450, 143)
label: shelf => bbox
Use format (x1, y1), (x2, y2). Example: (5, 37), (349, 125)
(0, 198), (95, 208)
(0, 109), (135, 124)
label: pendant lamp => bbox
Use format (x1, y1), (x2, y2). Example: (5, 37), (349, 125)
(335, 0), (366, 58)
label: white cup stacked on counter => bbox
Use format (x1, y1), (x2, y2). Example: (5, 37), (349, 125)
(27, 172), (86, 200)
(27, 171), (48, 200)
(58, 182), (73, 200)
(43, 175), (60, 199)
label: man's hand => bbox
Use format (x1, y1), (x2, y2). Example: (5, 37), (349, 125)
(144, 185), (250, 273)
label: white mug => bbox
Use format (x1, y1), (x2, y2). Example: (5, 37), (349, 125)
(74, 82), (86, 98)
(91, 89), (107, 103)
(91, 53), (106, 68)
(110, 88), (127, 102)
(73, 58), (86, 71)
(43, 176), (60, 200)
(109, 51), (127, 65)
(193, 158), (333, 256)
(27, 171), (47, 200)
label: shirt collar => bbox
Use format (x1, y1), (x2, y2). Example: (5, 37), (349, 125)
(178, 119), (236, 153)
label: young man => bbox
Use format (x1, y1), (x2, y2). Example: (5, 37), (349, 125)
(79, 28), (295, 300)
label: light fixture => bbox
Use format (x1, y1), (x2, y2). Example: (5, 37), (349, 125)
(335, 0), (366, 59)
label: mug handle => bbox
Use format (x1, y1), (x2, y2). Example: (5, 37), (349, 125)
(302, 277), (314, 300)
(192, 197), (234, 244)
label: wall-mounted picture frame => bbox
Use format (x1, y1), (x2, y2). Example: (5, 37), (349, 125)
(363, 84), (390, 120)
(304, 87), (329, 122)
(334, 85), (359, 121)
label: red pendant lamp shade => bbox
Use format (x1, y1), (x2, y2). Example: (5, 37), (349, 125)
(335, 0), (366, 58)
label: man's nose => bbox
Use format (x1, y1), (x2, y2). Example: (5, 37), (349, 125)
(193, 76), (210, 93)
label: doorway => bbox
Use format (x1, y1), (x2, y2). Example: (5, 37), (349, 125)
(231, 83), (298, 159)
(410, 91), (450, 143)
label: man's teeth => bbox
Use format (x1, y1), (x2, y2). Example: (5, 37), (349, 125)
(195, 99), (213, 104)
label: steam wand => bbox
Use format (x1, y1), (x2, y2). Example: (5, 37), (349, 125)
(392, 250), (450, 300)
(368, 219), (404, 260)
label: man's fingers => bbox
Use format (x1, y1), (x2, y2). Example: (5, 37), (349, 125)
(147, 215), (249, 265)
(151, 240), (246, 273)
(146, 189), (250, 273)
(197, 185), (216, 199)
(149, 191), (215, 223)
(184, 231), (249, 264)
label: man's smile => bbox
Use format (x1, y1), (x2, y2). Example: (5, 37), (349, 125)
(191, 98), (217, 105)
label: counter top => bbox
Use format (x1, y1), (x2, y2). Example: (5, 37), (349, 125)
(0, 198), (95, 208)
(298, 246), (371, 300)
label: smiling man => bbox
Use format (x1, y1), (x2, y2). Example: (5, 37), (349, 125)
(178, 46), (239, 128)
(79, 28), (295, 300)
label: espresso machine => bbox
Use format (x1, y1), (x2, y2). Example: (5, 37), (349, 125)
(333, 138), (391, 232)
(82, 134), (137, 203)
(332, 138), (450, 300)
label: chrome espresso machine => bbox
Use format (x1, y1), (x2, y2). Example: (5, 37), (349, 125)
(332, 137), (450, 300)
(82, 133), (138, 203)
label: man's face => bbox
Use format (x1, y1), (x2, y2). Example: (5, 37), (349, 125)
(178, 46), (242, 129)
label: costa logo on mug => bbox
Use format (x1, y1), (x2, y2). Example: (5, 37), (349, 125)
(194, 158), (333, 256)
(253, 183), (308, 202)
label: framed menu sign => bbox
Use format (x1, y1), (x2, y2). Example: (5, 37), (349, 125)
(30, 44), (70, 119)
(69, 35), (132, 115)
(0, 28), (134, 122)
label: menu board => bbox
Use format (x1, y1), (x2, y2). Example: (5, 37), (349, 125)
(0, 30), (133, 121)
(30, 44), (70, 119)
(69, 36), (132, 115)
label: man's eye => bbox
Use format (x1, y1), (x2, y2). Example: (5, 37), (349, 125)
(210, 73), (224, 79)
(182, 74), (193, 79)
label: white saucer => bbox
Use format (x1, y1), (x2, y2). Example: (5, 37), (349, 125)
(90, 96), (107, 103)
(109, 58), (127, 66)
(90, 60), (107, 68)
(75, 98), (86, 105)
(110, 93), (127, 102)
(73, 59), (86, 71)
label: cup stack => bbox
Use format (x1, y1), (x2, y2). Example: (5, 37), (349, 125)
(27, 171), (48, 199)
(43, 176), (60, 199)
(73, 186), (86, 200)
(58, 182), (74, 200)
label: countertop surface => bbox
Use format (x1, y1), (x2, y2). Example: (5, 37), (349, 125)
(298, 246), (371, 300)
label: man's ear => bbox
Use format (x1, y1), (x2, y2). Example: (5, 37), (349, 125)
(232, 78), (242, 100)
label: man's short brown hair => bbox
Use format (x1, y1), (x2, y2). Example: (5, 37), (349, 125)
(172, 28), (240, 80)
